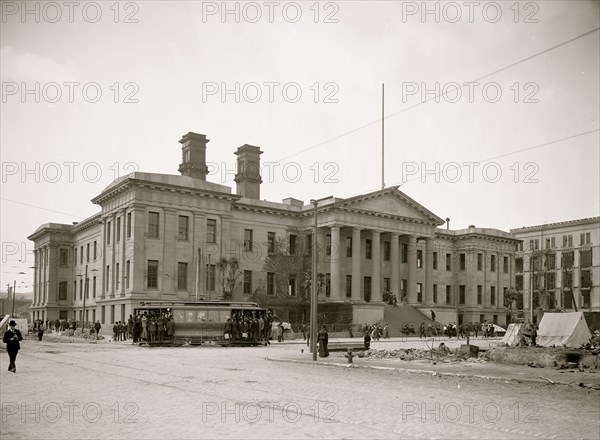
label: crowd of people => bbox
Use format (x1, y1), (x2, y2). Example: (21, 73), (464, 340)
(224, 310), (275, 345)
(111, 311), (176, 344)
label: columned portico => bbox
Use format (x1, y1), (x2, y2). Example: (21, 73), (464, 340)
(351, 228), (362, 300)
(371, 230), (381, 302)
(330, 226), (341, 299)
(425, 238), (434, 304)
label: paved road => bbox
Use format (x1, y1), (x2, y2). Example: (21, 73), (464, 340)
(1, 341), (598, 439)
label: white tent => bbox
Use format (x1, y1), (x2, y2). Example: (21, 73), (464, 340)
(501, 323), (523, 346)
(536, 312), (592, 348)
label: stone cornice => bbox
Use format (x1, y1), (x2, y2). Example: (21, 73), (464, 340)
(511, 216), (600, 234)
(91, 177), (241, 206)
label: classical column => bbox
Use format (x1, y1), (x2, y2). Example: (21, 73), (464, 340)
(33, 250), (38, 306)
(407, 236), (417, 303)
(391, 233), (399, 299)
(425, 238), (434, 304)
(351, 228), (362, 300)
(120, 209), (127, 296)
(330, 226), (341, 299)
(372, 230), (381, 302)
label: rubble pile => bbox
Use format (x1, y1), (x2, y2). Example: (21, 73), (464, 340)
(357, 345), (487, 364)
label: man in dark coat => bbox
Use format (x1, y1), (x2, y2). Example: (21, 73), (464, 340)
(317, 325), (329, 357)
(3, 320), (23, 373)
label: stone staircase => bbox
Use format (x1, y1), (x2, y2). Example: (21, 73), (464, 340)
(382, 304), (437, 336)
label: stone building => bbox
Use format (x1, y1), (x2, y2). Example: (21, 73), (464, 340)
(511, 217), (600, 321)
(29, 132), (518, 327)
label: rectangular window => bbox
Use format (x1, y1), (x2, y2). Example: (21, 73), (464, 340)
(383, 241), (390, 261)
(535, 239), (539, 250)
(503, 256), (508, 273)
(477, 253), (483, 271)
(546, 254), (556, 270)
(416, 250), (422, 268)
(568, 235), (573, 247)
(346, 275), (352, 298)
(205, 264), (215, 292)
(58, 281), (68, 300)
(79, 278), (83, 299)
(127, 212), (132, 238)
(366, 239), (372, 259)
(446, 253), (451, 271)
(111, 305), (115, 324)
(243, 270), (252, 294)
(106, 222), (111, 245)
(401, 244), (408, 263)
(433, 284), (437, 304)
(115, 263), (120, 289)
(551, 237), (555, 248)
(93, 241), (97, 260)
(288, 275), (296, 296)
(490, 255), (496, 272)
(74, 280), (77, 300)
(105, 266), (110, 291)
(289, 234), (297, 255)
(459, 285), (466, 305)
(116, 217), (121, 242)
(515, 257), (523, 273)
(207, 219), (216, 243)
(401, 279), (407, 299)
(433, 252), (438, 270)
(178, 262), (188, 290)
(125, 261), (130, 289)
(459, 253), (466, 270)
(477, 285), (482, 305)
(364, 277), (371, 301)
(59, 248), (68, 266)
(93, 276), (97, 298)
(80, 246), (83, 265)
(178, 216), (189, 241)
(325, 273), (331, 297)
(326, 234), (331, 256)
(306, 234), (312, 255)
(85, 278), (89, 299)
(490, 286), (496, 306)
(244, 229), (253, 252)
(384, 277), (390, 292)
(147, 260), (158, 289)
(562, 235), (568, 248)
(101, 306), (105, 324)
(416, 283), (422, 302)
(545, 273), (556, 290)
(268, 232), (275, 255)
(148, 212), (159, 238)
(267, 272), (274, 296)
(346, 236), (352, 258)
(580, 249), (592, 268)
(86, 244), (90, 262)
(546, 238), (551, 249)
(446, 285), (451, 305)
(585, 232), (591, 244)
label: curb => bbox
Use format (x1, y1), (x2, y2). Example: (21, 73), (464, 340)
(265, 356), (586, 387)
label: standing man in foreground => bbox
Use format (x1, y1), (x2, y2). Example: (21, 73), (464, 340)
(3, 320), (23, 373)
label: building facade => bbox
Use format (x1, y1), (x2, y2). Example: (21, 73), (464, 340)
(511, 217), (600, 321)
(29, 132), (519, 327)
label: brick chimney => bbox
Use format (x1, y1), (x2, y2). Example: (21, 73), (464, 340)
(234, 144), (263, 199)
(178, 132), (209, 180)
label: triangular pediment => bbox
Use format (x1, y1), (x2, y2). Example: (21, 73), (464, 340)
(338, 187), (444, 225)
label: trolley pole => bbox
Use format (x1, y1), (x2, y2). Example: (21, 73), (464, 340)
(310, 200), (318, 361)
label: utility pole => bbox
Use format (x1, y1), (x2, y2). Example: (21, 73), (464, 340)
(12, 280), (16, 317)
(310, 199), (318, 361)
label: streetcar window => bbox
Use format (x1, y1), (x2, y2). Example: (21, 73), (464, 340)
(173, 310), (185, 322)
(197, 310), (207, 322)
(185, 310), (196, 322)
(207, 310), (219, 322)
(219, 310), (231, 322)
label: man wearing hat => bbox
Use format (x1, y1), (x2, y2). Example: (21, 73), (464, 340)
(3, 320), (23, 373)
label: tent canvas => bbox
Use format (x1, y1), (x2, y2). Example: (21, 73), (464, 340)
(536, 312), (592, 348)
(501, 323), (523, 346)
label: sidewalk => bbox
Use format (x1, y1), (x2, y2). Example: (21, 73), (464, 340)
(267, 337), (600, 389)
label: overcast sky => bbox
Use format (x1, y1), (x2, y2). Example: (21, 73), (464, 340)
(1, 0), (599, 289)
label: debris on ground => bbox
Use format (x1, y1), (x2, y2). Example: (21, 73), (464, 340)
(358, 347), (487, 364)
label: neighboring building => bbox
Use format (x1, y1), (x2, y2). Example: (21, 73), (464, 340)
(29, 132), (518, 327)
(511, 217), (600, 321)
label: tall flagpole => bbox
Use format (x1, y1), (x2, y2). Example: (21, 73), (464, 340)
(381, 83), (385, 190)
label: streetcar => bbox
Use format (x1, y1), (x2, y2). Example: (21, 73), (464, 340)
(132, 300), (268, 346)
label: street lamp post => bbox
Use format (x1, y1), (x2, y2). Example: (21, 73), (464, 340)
(12, 280), (16, 317)
(310, 199), (318, 361)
